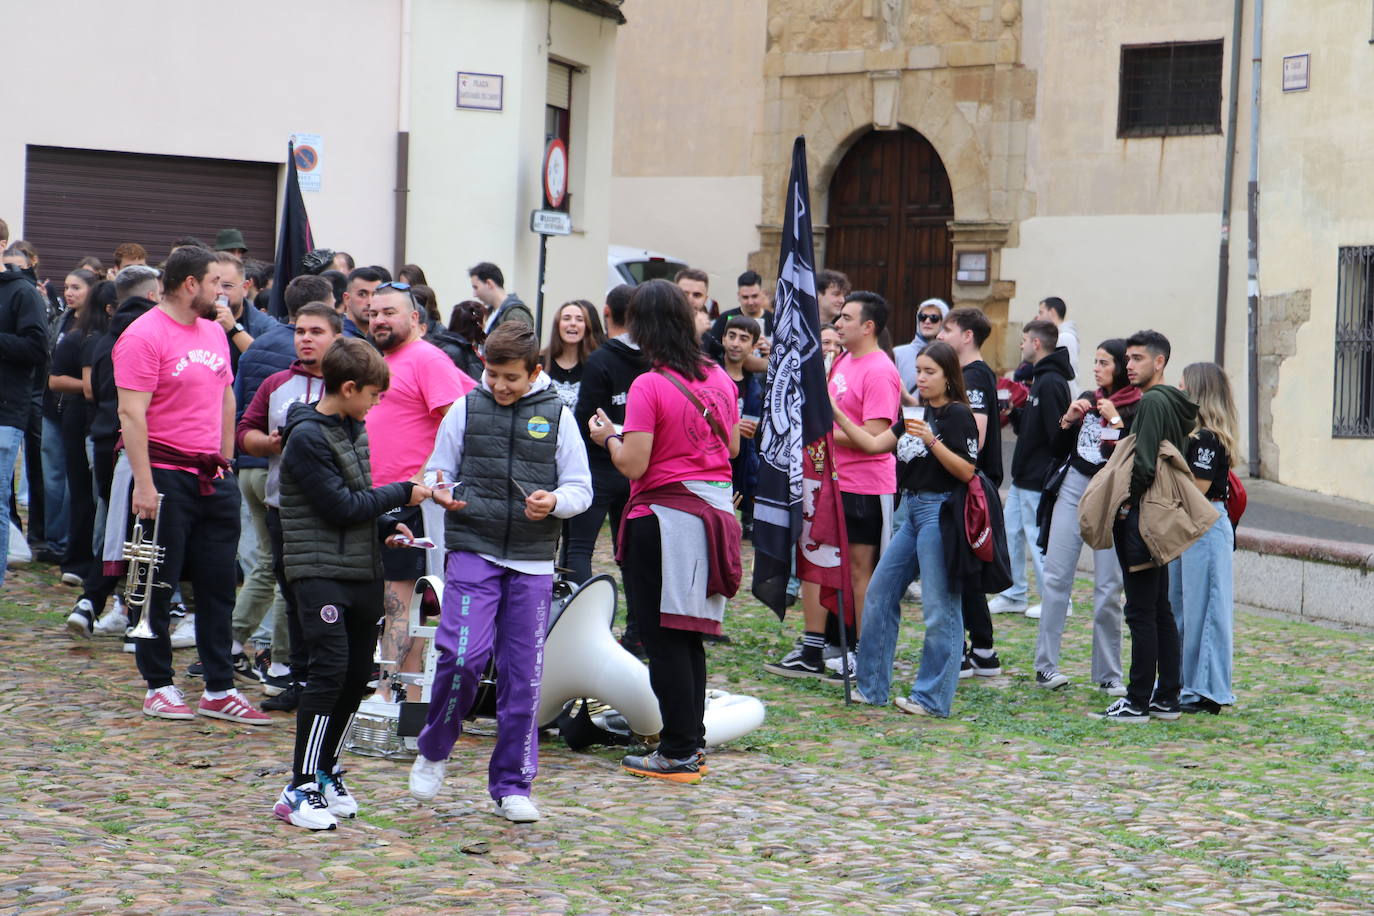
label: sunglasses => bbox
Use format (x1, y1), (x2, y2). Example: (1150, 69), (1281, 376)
(919, 313), (943, 323)
(377, 281), (412, 292)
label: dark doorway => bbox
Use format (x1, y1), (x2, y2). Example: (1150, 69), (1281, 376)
(825, 128), (954, 347)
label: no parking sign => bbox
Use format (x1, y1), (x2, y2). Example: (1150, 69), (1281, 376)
(290, 132), (323, 192)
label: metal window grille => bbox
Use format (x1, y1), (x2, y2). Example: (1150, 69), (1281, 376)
(1118, 41), (1224, 138)
(1334, 247), (1374, 437)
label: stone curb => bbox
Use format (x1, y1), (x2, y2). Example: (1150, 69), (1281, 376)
(1236, 527), (1374, 570)
(1232, 527), (1374, 630)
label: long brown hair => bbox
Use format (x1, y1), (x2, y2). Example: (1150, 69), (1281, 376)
(543, 299), (605, 368)
(628, 279), (712, 380)
(917, 341), (968, 406)
(1181, 362), (1239, 468)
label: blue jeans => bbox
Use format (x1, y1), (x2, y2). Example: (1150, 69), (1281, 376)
(41, 416), (68, 555)
(1168, 505), (1235, 706)
(856, 491), (962, 716)
(998, 484), (1044, 603)
(0, 425), (24, 586)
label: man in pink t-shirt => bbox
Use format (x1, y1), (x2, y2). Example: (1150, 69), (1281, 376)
(113, 246), (269, 725)
(364, 283), (473, 695)
(764, 291), (901, 680)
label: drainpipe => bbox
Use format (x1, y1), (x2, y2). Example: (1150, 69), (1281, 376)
(393, 0), (413, 272)
(1213, 0), (1246, 365)
(1246, 0), (1264, 476)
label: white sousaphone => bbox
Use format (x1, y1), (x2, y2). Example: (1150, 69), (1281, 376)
(344, 573), (765, 759)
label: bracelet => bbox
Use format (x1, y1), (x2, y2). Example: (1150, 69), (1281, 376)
(605, 433), (624, 448)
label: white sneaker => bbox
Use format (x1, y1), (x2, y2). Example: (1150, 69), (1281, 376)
(904, 581), (922, 601)
(61, 571), (83, 587)
(493, 794), (541, 823)
(92, 600), (130, 637)
(273, 783), (338, 831)
(987, 595), (1028, 615)
(409, 754), (446, 801)
(170, 613), (197, 649)
(319, 769), (358, 818)
(1099, 680), (1128, 697)
(1024, 603), (1043, 619)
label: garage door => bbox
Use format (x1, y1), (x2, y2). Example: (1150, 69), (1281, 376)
(22, 145), (278, 278)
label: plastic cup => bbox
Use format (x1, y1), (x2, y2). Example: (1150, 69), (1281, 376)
(902, 405), (925, 435)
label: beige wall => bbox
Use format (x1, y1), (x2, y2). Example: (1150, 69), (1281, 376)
(1255, 1), (1374, 502)
(407, 0), (618, 338)
(608, 0), (768, 288)
(1, 0), (402, 268)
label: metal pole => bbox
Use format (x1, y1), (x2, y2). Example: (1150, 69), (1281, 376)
(1247, 0), (1265, 477)
(535, 233), (548, 347)
(1214, 0), (1246, 366)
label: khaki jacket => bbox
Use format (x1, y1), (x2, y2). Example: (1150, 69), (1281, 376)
(1077, 434), (1219, 567)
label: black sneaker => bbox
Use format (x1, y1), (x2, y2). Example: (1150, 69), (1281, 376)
(959, 650), (974, 680)
(1180, 697), (1222, 715)
(261, 683), (301, 712)
(231, 652), (257, 681)
(254, 648), (272, 682)
(968, 650), (1002, 677)
(1036, 670), (1070, 690)
(702, 632), (732, 645)
(186, 659), (204, 678)
(1093, 698), (1149, 723)
(65, 598), (95, 640)
(621, 750), (701, 784)
(1148, 699), (1181, 721)
(261, 671), (293, 697)
(762, 647), (825, 679)
(619, 633), (646, 659)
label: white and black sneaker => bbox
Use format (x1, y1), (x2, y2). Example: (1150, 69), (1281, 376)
(65, 598), (95, 639)
(762, 647), (826, 679)
(1093, 698), (1149, 723)
(1036, 670), (1070, 690)
(968, 650), (1002, 677)
(92, 598), (129, 637)
(824, 650), (857, 681)
(1148, 699), (1181, 721)
(958, 650), (974, 680)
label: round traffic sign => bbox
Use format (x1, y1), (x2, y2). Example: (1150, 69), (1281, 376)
(544, 139), (567, 209)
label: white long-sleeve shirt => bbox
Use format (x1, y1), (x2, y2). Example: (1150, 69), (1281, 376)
(423, 371), (592, 575)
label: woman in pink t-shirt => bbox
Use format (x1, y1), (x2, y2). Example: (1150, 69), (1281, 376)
(588, 279), (741, 785)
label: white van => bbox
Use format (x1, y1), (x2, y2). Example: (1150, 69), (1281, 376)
(607, 245), (688, 293)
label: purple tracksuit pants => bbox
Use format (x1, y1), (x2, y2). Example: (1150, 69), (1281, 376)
(416, 550), (551, 800)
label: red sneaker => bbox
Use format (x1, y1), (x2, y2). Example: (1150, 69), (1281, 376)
(143, 685), (195, 720)
(198, 691), (273, 725)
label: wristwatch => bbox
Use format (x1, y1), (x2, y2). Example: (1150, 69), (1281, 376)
(229, 322), (246, 337)
(1110, 416), (1123, 427)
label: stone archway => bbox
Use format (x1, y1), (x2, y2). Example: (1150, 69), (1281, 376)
(825, 127), (954, 346)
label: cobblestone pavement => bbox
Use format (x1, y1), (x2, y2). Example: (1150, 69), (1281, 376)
(2, 541), (1372, 915)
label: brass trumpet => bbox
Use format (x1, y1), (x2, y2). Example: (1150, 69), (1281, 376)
(124, 493), (168, 640)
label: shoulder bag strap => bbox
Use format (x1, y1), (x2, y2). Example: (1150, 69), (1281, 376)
(656, 369), (730, 446)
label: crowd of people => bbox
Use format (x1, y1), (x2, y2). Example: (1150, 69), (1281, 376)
(0, 219), (1241, 832)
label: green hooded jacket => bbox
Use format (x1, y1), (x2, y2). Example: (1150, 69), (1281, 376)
(1129, 384), (1198, 500)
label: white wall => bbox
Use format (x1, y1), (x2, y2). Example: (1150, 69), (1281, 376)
(1002, 214), (1221, 393)
(1, 0), (402, 266)
(406, 0), (619, 339)
(608, 176), (763, 290)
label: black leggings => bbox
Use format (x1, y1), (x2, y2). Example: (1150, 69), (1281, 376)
(621, 514), (706, 759)
(78, 437), (121, 612)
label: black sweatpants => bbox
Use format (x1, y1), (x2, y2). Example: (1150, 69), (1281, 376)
(1114, 505), (1180, 710)
(962, 591), (995, 651)
(78, 436), (121, 612)
(133, 468), (240, 692)
(289, 576), (383, 786)
(621, 514), (706, 759)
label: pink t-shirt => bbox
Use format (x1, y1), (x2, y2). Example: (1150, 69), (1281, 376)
(112, 307), (233, 473)
(829, 348), (901, 495)
(366, 338), (474, 484)
(624, 365), (738, 509)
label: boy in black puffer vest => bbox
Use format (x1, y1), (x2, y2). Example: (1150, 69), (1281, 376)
(273, 338), (432, 831)
(408, 323), (592, 823)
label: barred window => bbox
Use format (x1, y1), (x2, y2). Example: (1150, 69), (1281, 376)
(1334, 246), (1374, 438)
(1118, 41), (1224, 138)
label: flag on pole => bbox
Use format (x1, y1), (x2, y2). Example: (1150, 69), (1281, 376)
(268, 140), (315, 320)
(751, 137), (846, 619)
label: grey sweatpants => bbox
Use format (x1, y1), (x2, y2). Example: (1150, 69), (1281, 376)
(1034, 466), (1124, 683)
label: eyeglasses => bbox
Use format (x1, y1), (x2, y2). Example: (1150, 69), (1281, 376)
(377, 281), (412, 292)
(919, 313), (943, 323)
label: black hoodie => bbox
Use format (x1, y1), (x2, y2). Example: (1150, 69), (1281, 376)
(87, 297), (157, 442)
(0, 269), (50, 430)
(1009, 345), (1074, 490)
(574, 336), (647, 482)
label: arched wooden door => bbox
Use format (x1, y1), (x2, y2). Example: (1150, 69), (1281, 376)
(825, 128), (954, 346)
